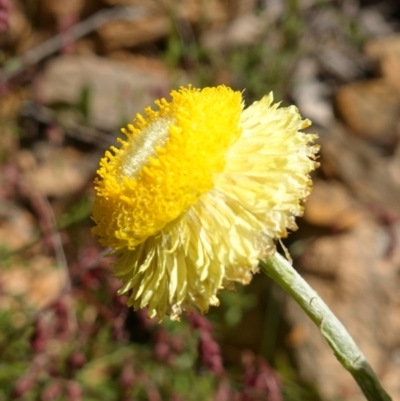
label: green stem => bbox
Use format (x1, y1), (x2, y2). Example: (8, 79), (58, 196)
(259, 252), (392, 401)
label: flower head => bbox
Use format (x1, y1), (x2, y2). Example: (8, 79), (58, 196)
(92, 86), (318, 320)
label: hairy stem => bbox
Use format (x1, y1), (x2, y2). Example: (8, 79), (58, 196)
(259, 253), (392, 401)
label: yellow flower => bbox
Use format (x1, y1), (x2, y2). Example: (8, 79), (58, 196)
(92, 86), (318, 320)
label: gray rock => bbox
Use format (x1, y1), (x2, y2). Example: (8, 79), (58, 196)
(37, 55), (171, 131)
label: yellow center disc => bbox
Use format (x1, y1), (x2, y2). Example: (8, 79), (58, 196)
(92, 86), (243, 250)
